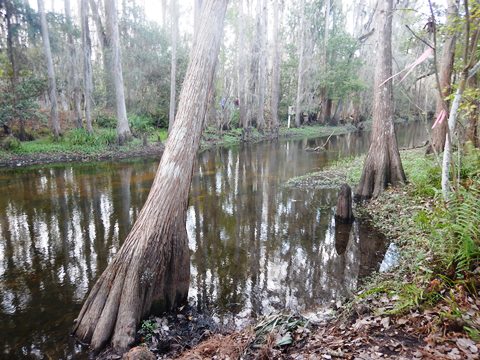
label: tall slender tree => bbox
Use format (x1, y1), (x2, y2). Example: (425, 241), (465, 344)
(168, 0), (179, 133)
(236, 0), (248, 132)
(355, 0), (406, 200)
(105, 0), (131, 144)
(81, 0), (94, 133)
(428, 0), (458, 154)
(90, 0), (114, 108)
(294, 0), (306, 128)
(319, 0), (331, 124)
(256, 0), (267, 130)
(38, 0), (61, 140)
(270, 0), (281, 135)
(72, 0), (228, 354)
(5, 0), (19, 137)
(65, 0), (83, 129)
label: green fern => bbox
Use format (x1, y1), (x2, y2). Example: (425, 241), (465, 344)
(449, 183), (480, 276)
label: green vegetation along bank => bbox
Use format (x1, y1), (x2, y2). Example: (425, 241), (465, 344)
(0, 123), (359, 168)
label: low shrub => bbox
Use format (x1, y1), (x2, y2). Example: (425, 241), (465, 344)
(0, 135), (21, 151)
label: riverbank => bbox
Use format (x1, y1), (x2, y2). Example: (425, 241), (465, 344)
(0, 124), (359, 168)
(138, 147), (479, 359)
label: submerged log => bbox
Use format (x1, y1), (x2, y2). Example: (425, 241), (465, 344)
(335, 183), (354, 223)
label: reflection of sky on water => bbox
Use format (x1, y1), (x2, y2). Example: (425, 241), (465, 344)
(0, 121), (429, 358)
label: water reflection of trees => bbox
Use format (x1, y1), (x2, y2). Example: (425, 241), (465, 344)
(0, 128), (418, 357)
(188, 142), (389, 326)
(0, 163), (156, 358)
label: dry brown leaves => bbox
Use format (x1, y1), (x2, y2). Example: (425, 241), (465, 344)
(173, 332), (252, 360)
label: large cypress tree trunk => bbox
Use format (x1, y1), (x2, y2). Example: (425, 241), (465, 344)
(38, 0), (62, 140)
(105, 0), (131, 144)
(428, 0), (458, 154)
(72, 0), (228, 354)
(355, 0), (405, 200)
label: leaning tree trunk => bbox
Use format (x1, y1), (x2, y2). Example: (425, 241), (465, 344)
(105, 0), (131, 144)
(428, 0), (458, 154)
(38, 0), (61, 140)
(355, 0), (406, 200)
(72, 0), (228, 354)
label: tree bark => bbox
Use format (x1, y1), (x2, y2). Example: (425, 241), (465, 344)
(428, 0), (458, 154)
(168, 0), (179, 133)
(81, 0), (94, 133)
(72, 0), (228, 354)
(355, 0), (406, 200)
(466, 75), (479, 147)
(294, 0), (306, 128)
(65, 0), (83, 129)
(105, 0), (131, 144)
(38, 0), (62, 140)
(270, 0), (281, 135)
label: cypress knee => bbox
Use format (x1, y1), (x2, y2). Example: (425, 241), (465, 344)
(335, 183), (353, 223)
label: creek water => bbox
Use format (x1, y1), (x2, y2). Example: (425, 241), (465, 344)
(0, 121), (430, 359)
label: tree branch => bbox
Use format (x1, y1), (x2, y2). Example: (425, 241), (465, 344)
(405, 24), (434, 49)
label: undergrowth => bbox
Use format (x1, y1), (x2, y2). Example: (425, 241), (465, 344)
(358, 148), (480, 336)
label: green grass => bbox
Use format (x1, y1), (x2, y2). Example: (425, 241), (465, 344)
(11, 128), (118, 155)
(1, 123), (360, 161)
(285, 155), (364, 189)
(279, 123), (358, 139)
(1, 128), (169, 160)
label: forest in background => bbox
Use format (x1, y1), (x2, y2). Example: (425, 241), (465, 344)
(2, 0), (468, 148)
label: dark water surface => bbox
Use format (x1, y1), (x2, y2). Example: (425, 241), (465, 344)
(0, 122), (429, 358)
